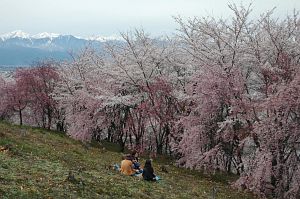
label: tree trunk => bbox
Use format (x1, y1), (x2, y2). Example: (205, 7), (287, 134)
(47, 108), (52, 130)
(19, 109), (23, 125)
(157, 143), (163, 155)
(118, 139), (126, 152)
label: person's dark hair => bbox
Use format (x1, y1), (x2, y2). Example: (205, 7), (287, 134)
(123, 154), (132, 160)
(131, 150), (139, 162)
(144, 159), (152, 168)
(143, 159), (156, 181)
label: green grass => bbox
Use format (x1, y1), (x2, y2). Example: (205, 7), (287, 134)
(0, 122), (257, 199)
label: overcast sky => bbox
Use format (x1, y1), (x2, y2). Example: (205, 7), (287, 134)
(0, 0), (299, 37)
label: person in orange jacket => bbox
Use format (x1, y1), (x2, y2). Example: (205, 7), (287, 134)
(119, 155), (137, 176)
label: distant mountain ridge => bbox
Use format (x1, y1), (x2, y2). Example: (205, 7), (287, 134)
(0, 30), (122, 66)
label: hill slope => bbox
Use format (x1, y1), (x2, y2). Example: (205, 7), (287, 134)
(0, 122), (256, 199)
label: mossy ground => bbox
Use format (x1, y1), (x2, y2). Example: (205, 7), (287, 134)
(0, 122), (257, 199)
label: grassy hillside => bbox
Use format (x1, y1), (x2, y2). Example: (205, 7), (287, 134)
(0, 122), (257, 199)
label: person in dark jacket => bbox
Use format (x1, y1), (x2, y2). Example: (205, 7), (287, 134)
(130, 150), (142, 172)
(142, 159), (156, 181)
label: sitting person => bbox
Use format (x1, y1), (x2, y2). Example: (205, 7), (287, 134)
(133, 158), (143, 174)
(142, 159), (158, 181)
(130, 150), (142, 172)
(120, 155), (136, 176)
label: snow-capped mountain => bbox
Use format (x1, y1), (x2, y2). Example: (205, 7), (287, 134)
(32, 32), (60, 39)
(0, 30), (31, 40)
(0, 30), (122, 66)
(0, 30), (121, 42)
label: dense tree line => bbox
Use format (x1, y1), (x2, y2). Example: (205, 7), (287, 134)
(0, 4), (299, 198)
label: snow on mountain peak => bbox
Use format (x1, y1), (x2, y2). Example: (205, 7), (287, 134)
(0, 30), (122, 42)
(32, 32), (60, 39)
(0, 30), (61, 41)
(1, 30), (30, 40)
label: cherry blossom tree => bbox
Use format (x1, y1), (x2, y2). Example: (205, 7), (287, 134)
(172, 3), (254, 172)
(2, 77), (29, 125)
(55, 47), (120, 142)
(235, 54), (300, 198)
(0, 76), (13, 120)
(13, 63), (59, 129)
(106, 30), (180, 153)
(172, 4), (300, 198)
